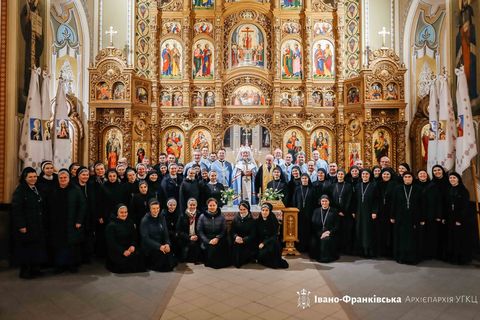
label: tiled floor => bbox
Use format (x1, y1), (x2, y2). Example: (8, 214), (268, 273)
(0, 256), (479, 320)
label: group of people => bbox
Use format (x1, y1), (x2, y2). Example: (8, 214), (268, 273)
(11, 147), (475, 279)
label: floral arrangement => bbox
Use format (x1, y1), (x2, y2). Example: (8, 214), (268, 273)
(261, 188), (284, 201)
(221, 188), (236, 204)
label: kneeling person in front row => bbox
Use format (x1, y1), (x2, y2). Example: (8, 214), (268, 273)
(141, 199), (177, 271)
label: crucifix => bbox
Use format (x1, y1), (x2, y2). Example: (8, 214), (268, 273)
(378, 27), (390, 48)
(241, 27), (254, 50)
(241, 127), (252, 147)
(105, 26), (118, 47)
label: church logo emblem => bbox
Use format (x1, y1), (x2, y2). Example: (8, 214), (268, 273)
(297, 288), (311, 309)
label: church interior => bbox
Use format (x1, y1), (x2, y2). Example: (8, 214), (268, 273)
(0, 0), (480, 319)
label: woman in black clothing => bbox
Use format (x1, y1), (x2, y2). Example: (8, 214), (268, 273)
(313, 168), (331, 204)
(428, 164), (450, 260)
(345, 165), (360, 186)
(124, 168), (139, 204)
(147, 170), (162, 200)
(101, 169), (126, 222)
(161, 198), (179, 257)
(266, 167), (288, 206)
(92, 162), (107, 256)
(352, 169), (379, 257)
(37, 160), (58, 197)
(231, 200), (257, 268)
(179, 167), (201, 213)
(160, 163), (182, 208)
(310, 195), (340, 263)
(76, 166), (97, 263)
(292, 173), (315, 252)
(11, 167), (47, 279)
(287, 166), (302, 206)
(391, 172), (424, 265)
(46, 169), (86, 273)
(69, 162), (81, 178)
(105, 204), (145, 273)
(376, 168), (396, 257)
(202, 170), (225, 209)
(329, 169), (353, 254)
(256, 203), (288, 269)
(197, 198), (230, 269)
(158, 164), (168, 182)
(416, 169), (430, 258)
(176, 198), (202, 263)
(445, 172), (472, 264)
(372, 165), (382, 183)
(129, 181), (154, 233)
(141, 200), (177, 271)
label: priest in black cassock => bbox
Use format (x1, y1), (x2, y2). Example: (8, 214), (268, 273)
(391, 172), (424, 265)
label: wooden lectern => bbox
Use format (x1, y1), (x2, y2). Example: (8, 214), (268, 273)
(262, 201), (300, 256)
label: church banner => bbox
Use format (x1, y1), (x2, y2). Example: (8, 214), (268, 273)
(437, 74), (457, 171)
(427, 80), (438, 176)
(455, 66), (477, 175)
(41, 72), (53, 161)
(52, 80), (72, 169)
(18, 68), (44, 171)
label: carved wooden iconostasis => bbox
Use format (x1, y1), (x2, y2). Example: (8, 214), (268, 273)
(88, 0), (406, 169)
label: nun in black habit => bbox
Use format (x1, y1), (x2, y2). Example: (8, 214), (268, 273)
(352, 169), (379, 258)
(310, 195), (340, 262)
(11, 167), (47, 279)
(176, 198), (202, 263)
(256, 203), (288, 269)
(141, 199), (177, 271)
(231, 200), (257, 268)
(391, 172), (424, 265)
(445, 172), (472, 265)
(105, 204), (145, 273)
(292, 173), (316, 252)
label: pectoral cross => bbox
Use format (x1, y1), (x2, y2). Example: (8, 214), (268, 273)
(106, 26), (117, 47)
(378, 27), (390, 48)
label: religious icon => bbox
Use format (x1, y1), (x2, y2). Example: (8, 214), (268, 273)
(347, 118), (361, 135)
(161, 92), (172, 106)
(162, 22), (181, 35)
(280, 92), (290, 106)
(134, 141), (149, 164)
(192, 91), (204, 106)
(192, 40), (214, 79)
(231, 85), (266, 106)
(348, 142), (361, 168)
(194, 22), (213, 36)
(282, 22), (300, 34)
(164, 128), (184, 162)
(457, 115), (465, 137)
(291, 91), (304, 107)
(136, 87), (148, 104)
(105, 128), (122, 169)
(284, 129), (304, 162)
(372, 128), (390, 164)
(312, 40), (335, 79)
(205, 91), (215, 106)
(56, 119), (70, 139)
(324, 91), (335, 107)
(384, 82), (398, 100)
(161, 40), (182, 79)
(192, 0), (214, 9)
(43, 120), (51, 141)
(370, 83), (383, 100)
(223, 127), (232, 148)
(347, 87), (360, 104)
(173, 91), (183, 106)
(281, 40), (303, 79)
(96, 82), (110, 100)
(113, 82), (125, 100)
(311, 128), (332, 162)
(191, 128), (211, 152)
(312, 91), (323, 106)
(29, 118), (42, 141)
(421, 123), (430, 164)
(261, 126), (271, 148)
(437, 120), (447, 140)
(281, 0), (302, 9)
(313, 21), (333, 36)
(230, 24), (265, 69)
